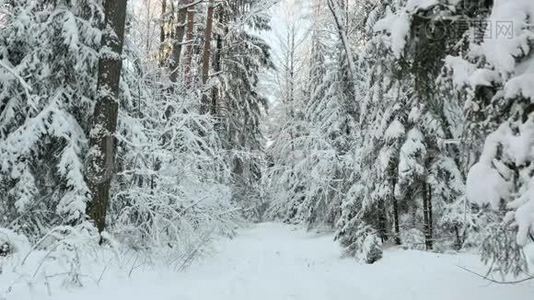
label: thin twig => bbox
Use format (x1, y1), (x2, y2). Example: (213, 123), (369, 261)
(457, 265), (534, 285)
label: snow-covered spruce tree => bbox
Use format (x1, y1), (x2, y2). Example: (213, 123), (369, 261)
(337, 0), (467, 255)
(395, 101), (464, 251)
(264, 8), (312, 224)
(432, 0), (496, 250)
(0, 0), (242, 264)
(308, 0), (366, 232)
(0, 0), (103, 239)
(298, 23), (354, 228)
(465, 0), (534, 276)
(401, 0), (474, 251)
(212, 0), (274, 221)
(310, 50), (359, 228)
(335, 0), (392, 259)
(266, 0), (362, 229)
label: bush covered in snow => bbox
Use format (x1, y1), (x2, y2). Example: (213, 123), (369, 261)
(0, 228), (30, 259)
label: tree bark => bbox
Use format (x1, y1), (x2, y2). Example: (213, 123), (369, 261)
(200, 0), (215, 114)
(392, 178), (401, 245)
(87, 0), (128, 235)
(427, 184), (434, 248)
(422, 183), (434, 250)
(374, 200), (388, 243)
(145, 0), (153, 57)
(184, 1), (196, 86)
(211, 29), (222, 115)
(392, 198), (401, 245)
(169, 0), (190, 82)
(159, 0), (167, 66)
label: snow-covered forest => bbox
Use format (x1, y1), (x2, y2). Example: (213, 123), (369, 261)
(0, 0), (533, 299)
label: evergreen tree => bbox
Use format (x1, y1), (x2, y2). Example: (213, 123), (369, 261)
(215, 0), (274, 220)
(0, 0), (103, 238)
(465, 0), (534, 276)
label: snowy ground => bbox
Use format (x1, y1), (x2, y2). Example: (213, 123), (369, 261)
(2, 223), (533, 300)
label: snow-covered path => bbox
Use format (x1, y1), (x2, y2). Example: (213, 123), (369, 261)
(40, 223), (534, 299)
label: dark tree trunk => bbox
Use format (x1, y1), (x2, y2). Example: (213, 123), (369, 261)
(159, 0), (167, 66)
(377, 200), (388, 242)
(390, 167), (401, 245)
(422, 183), (433, 250)
(453, 225), (462, 250)
(87, 0), (128, 235)
(210, 31), (222, 115)
(392, 196), (401, 245)
(169, 0), (190, 82)
(200, 0), (215, 114)
(427, 184), (434, 248)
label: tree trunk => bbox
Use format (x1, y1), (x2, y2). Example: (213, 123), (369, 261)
(422, 183), (433, 250)
(159, 0), (167, 66)
(200, 0), (215, 114)
(392, 193), (401, 245)
(377, 200), (388, 242)
(390, 168), (401, 245)
(427, 184), (434, 248)
(145, 0), (153, 57)
(87, 0), (128, 236)
(184, 1), (196, 86)
(287, 25), (297, 152)
(211, 30), (222, 115)
(326, 0), (359, 123)
(453, 225), (462, 250)
(169, 0), (190, 82)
